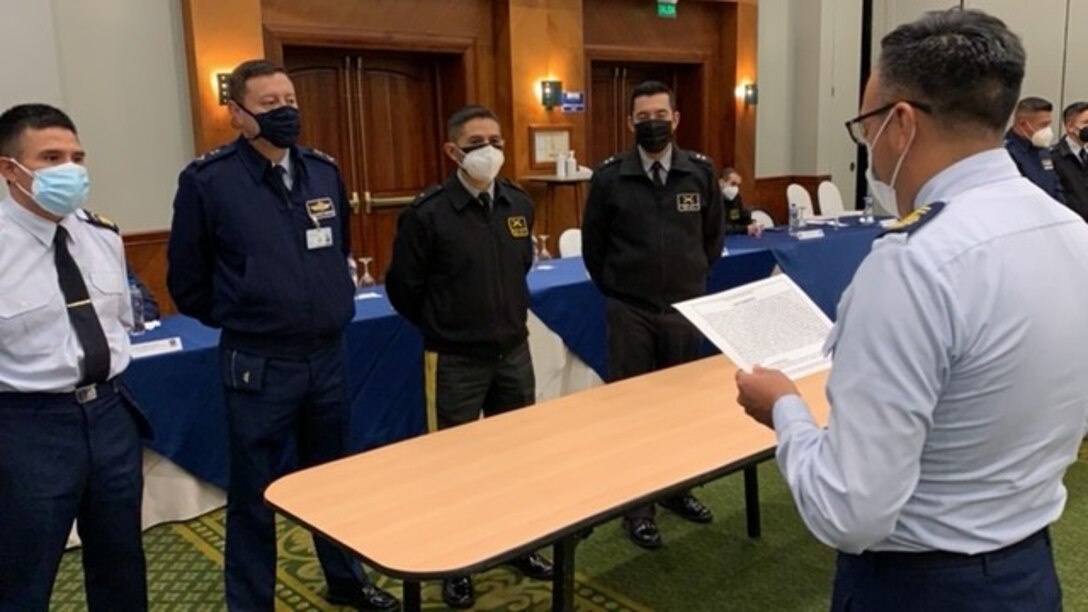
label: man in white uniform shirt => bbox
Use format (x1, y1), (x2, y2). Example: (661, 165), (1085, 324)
(736, 9), (1088, 611)
(0, 104), (149, 611)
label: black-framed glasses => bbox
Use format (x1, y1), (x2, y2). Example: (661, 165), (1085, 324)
(845, 100), (932, 146)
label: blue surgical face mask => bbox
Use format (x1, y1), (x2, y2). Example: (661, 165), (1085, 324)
(6, 160), (90, 217)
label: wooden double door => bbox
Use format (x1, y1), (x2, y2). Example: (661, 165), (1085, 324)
(588, 60), (705, 166)
(284, 47), (465, 279)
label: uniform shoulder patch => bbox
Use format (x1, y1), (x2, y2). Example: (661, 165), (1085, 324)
(410, 184), (444, 207)
(596, 154), (622, 170)
(499, 177), (527, 194)
(687, 150), (716, 168)
(80, 209), (119, 234)
(192, 145), (234, 168)
(303, 147), (338, 166)
(879, 201), (946, 238)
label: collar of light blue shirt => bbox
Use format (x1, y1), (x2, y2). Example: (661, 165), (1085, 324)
(914, 148), (1021, 208)
(456, 170), (495, 203)
(639, 144), (673, 178)
(0, 194), (62, 247)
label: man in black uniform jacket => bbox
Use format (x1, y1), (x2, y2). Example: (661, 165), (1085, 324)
(720, 167), (763, 236)
(385, 105), (553, 610)
(581, 81), (725, 550)
(1052, 101), (1088, 222)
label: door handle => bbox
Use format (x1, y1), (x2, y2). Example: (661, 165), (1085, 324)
(349, 191), (362, 215)
(364, 191), (415, 214)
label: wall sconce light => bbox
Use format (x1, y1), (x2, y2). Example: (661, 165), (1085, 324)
(541, 80), (563, 110)
(743, 83), (759, 106)
(217, 73), (231, 105)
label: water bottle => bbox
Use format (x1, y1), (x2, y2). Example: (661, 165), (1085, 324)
(788, 201), (802, 236)
(861, 196), (875, 225)
(129, 279), (146, 335)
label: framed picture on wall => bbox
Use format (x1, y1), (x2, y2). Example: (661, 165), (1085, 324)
(529, 125), (573, 170)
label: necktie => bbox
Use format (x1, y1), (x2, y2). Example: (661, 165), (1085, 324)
(54, 226), (111, 385)
(1079, 148), (1088, 168)
(479, 191), (492, 212)
(274, 165), (291, 192)
(651, 161), (665, 188)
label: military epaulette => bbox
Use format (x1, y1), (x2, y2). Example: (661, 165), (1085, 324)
(79, 209), (119, 234)
(499, 177), (527, 194)
(410, 184), (444, 207)
(192, 145), (234, 167)
(879, 201), (946, 238)
(596, 155), (622, 170)
(689, 151), (712, 165)
(303, 147), (338, 167)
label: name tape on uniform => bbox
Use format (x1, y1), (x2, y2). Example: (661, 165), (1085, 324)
(130, 337), (184, 359)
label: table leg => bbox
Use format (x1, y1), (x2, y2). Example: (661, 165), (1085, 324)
(552, 535), (577, 612)
(402, 579), (422, 612)
(744, 465), (761, 538)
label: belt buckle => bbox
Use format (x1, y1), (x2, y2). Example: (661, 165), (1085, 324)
(74, 384), (98, 404)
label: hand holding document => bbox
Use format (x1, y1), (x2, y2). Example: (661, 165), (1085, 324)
(674, 275), (833, 379)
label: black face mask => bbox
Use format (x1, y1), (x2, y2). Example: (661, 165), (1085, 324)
(1079, 126), (1088, 144)
(244, 105), (301, 149)
(634, 119), (673, 153)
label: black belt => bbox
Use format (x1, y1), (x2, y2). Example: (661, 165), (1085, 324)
(860, 528), (1049, 570)
(0, 380), (119, 406)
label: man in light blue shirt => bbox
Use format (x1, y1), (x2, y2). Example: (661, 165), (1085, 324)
(737, 8), (1088, 611)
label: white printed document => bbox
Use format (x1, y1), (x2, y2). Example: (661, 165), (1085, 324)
(674, 275), (833, 379)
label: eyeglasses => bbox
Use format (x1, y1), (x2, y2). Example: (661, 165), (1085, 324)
(845, 100), (932, 146)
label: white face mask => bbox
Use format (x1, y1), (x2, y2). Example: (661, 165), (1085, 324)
(864, 108), (915, 217)
(458, 145), (505, 184)
(1030, 125), (1055, 148)
(722, 185), (740, 200)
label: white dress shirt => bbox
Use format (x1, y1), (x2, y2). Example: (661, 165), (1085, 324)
(772, 148), (1088, 555)
(0, 196), (132, 392)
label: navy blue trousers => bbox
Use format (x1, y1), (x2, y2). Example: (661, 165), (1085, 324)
(0, 384), (147, 611)
(221, 341), (370, 611)
(831, 530), (1062, 612)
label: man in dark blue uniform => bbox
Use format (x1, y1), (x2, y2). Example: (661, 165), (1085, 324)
(167, 60), (397, 612)
(385, 105), (552, 610)
(1003, 97), (1064, 202)
(581, 81), (725, 550)
(1052, 101), (1088, 222)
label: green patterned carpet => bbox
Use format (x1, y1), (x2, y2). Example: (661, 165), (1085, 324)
(52, 448), (1088, 611)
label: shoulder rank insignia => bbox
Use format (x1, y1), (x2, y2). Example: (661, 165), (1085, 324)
(306, 148), (337, 165)
(597, 154), (621, 170)
(500, 177), (527, 194)
(880, 201), (946, 238)
(192, 145), (233, 167)
(80, 210), (119, 233)
(411, 184), (444, 207)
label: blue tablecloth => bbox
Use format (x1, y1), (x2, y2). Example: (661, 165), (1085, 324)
(124, 297), (422, 489)
(129, 222), (881, 489)
(530, 223), (884, 380)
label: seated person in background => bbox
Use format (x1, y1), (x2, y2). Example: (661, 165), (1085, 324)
(720, 168), (762, 236)
(1003, 96), (1064, 202)
(126, 269), (160, 321)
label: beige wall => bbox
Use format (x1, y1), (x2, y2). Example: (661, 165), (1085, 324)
(0, 0), (192, 231)
(756, 0), (1088, 209)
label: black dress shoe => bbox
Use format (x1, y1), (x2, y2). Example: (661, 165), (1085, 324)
(622, 517), (662, 549)
(659, 492), (713, 524)
(507, 552), (554, 580)
(325, 583), (400, 611)
(441, 576), (475, 610)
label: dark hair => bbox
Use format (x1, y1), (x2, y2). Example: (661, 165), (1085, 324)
(0, 103), (78, 158)
(228, 59), (287, 106)
(1015, 97), (1052, 114)
(629, 81), (675, 114)
(1063, 101), (1088, 125)
(879, 8), (1024, 134)
(721, 167), (740, 179)
(446, 105), (499, 141)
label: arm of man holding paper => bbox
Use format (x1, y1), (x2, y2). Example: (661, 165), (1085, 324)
(736, 241), (952, 553)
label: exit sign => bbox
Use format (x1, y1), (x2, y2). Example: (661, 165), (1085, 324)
(657, 1), (677, 18)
